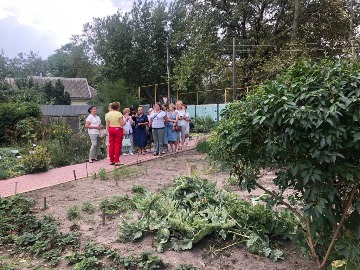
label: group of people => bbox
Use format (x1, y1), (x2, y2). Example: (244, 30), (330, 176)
(85, 101), (191, 166)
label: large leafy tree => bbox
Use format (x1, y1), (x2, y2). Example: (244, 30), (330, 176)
(47, 39), (98, 83)
(209, 58), (360, 269)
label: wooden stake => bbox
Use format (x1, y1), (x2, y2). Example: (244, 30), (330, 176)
(14, 182), (18, 195)
(73, 170), (77, 180)
(102, 209), (106, 225)
(43, 197), (47, 210)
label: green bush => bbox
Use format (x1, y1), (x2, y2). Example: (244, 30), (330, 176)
(22, 145), (50, 173)
(209, 58), (360, 269)
(0, 169), (8, 180)
(0, 148), (26, 179)
(81, 202), (96, 214)
(67, 206), (81, 221)
(46, 133), (92, 167)
(196, 140), (210, 153)
(0, 102), (40, 144)
(192, 115), (218, 133)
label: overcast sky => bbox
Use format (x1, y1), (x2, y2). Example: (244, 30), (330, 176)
(0, 0), (134, 59)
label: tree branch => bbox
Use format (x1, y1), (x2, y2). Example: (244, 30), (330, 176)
(306, 218), (322, 269)
(253, 181), (304, 222)
(319, 185), (357, 270)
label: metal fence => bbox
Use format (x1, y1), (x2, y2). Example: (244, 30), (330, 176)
(140, 103), (228, 121)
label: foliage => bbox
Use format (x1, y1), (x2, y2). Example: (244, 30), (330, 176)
(131, 185), (148, 194)
(22, 145), (51, 173)
(174, 264), (197, 270)
(99, 195), (135, 218)
(192, 116), (218, 133)
(0, 148), (26, 179)
(0, 196), (80, 266)
(195, 140), (210, 153)
(44, 121), (73, 143)
(45, 133), (92, 168)
(91, 79), (139, 113)
(111, 165), (147, 181)
(208, 58), (360, 269)
(81, 202), (96, 214)
(97, 168), (108, 181)
(0, 102), (40, 144)
(66, 243), (167, 270)
(42, 79), (71, 105)
(67, 205), (81, 221)
(15, 117), (44, 145)
(118, 176), (298, 260)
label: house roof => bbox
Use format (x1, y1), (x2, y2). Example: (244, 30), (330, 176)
(32, 76), (96, 99)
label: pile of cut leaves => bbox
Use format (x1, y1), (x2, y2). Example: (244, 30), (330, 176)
(119, 176), (300, 261)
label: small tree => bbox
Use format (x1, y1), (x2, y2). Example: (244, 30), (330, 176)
(209, 58), (360, 269)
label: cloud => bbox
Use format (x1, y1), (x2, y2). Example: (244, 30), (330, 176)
(0, 0), (120, 58)
(0, 16), (58, 58)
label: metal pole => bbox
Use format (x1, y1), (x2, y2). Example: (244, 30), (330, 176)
(138, 86), (141, 100)
(154, 84), (157, 103)
(224, 89), (227, 103)
(232, 37), (237, 101)
(350, 0), (356, 59)
(167, 42), (171, 103)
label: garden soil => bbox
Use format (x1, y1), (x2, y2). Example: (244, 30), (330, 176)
(1, 150), (315, 270)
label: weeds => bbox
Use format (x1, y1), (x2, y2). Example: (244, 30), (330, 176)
(81, 202), (96, 214)
(175, 264), (198, 270)
(98, 168), (108, 180)
(131, 185), (147, 194)
(99, 195), (134, 218)
(67, 205), (81, 220)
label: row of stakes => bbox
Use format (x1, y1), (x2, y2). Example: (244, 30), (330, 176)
(11, 140), (201, 223)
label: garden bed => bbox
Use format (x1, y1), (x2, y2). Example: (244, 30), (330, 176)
(0, 150), (315, 270)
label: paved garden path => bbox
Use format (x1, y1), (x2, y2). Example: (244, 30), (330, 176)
(0, 139), (198, 198)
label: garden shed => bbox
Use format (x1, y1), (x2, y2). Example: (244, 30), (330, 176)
(40, 105), (103, 132)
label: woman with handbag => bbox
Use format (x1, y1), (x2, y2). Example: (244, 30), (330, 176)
(175, 100), (187, 151)
(149, 102), (168, 156)
(106, 102), (126, 166)
(183, 104), (191, 147)
(134, 107), (148, 155)
(166, 103), (179, 153)
(104, 103), (113, 159)
(85, 105), (102, 163)
(122, 107), (134, 156)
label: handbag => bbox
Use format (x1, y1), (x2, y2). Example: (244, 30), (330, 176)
(99, 129), (107, 138)
(174, 125), (181, 132)
(122, 138), (131, 147)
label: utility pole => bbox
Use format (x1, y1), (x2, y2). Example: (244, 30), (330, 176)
(232, 37), (236, 101)
(291, 0), (300, 59)
(166, 42), (171, 103)
(350, 0), (356, 59)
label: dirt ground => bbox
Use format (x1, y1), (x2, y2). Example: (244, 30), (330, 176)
(1, 150), (315, 270)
